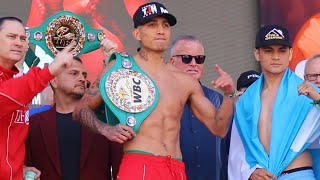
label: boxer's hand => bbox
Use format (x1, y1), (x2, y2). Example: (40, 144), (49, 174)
(298, 81), (320, 101)
(249, 168), (276, 180)
(211, 64), (235, 96)
(101, 123), (136, 143)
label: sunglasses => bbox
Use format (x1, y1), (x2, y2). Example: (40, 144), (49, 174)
(173, 55), (206, 64)
(305, 73), (320, 81)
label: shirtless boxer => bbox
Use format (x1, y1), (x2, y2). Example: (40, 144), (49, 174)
(73, 2), (235, 180)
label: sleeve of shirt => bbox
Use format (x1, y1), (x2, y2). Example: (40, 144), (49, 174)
(204, 86), (223, 108)
(0, 67), (53, 117)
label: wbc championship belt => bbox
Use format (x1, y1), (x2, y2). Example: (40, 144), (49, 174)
(99, 52), (160, 133)
(25, 11), (104, 63)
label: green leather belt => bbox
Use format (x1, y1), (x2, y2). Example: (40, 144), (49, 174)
(26, 11), (104, 59)
(99, 52), (160, 133)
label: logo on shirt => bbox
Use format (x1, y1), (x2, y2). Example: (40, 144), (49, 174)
(13, 109), (29, 125)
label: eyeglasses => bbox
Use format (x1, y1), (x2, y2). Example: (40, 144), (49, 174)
(305, 74), (320, 81)
(173, 55), (206, 64)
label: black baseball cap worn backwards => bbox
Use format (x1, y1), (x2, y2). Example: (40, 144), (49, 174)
(133, 2), (177, 28)
(255, 25), (292, 48)
(237, 70), (260, 90)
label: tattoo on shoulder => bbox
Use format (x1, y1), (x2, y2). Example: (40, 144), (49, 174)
(86, 88), (99, 96)
(85, 81), (100, 96)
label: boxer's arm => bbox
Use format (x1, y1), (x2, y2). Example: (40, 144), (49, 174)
(73, 76), (105, 133)
(73, 62), (110, 133)
(73, 38), (116, 132)
(73, 61), (135, 143)
(189, 81), (232, 138)
(189, 66), (234, 138)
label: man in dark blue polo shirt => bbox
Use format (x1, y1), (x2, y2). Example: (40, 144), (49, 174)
(170, 35), (229, 180)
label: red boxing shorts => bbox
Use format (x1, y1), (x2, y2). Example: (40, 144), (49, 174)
(116, 153), (187, 180)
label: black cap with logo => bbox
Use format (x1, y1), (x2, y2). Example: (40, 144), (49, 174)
(255, 25), (292, 48)
(237, 70), (260, 90)
(133, 2), (177, 28)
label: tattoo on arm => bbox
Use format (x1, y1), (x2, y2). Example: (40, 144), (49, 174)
(78, 108), (106, 134)
(86, 81), (100, 96)
(86, 88), (99, 96)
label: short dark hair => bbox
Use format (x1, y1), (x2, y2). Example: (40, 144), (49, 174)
(73, 56), (82, 63)
(49, 56), (83, 90)
(0, 17), (23, 31)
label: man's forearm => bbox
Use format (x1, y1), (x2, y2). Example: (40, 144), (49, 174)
(214, 96), (234, 137)
(76, 108), (107, 134)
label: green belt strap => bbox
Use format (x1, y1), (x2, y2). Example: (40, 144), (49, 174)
(26, 11), (104, 59)
(99, 52), (160, 133)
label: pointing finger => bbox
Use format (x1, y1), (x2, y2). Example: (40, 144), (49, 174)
(61, 40), (76, 53)
(215, 64), (226, 75)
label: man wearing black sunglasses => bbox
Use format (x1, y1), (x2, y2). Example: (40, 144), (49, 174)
(170, 36), (206, 81)
(170, 35), (232, 180)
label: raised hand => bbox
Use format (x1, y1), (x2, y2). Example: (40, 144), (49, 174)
(48, 41), (75, 76)
(211, 64), (235, 96)
(100, 38), (118, 61)
(298, 81), (320, 101)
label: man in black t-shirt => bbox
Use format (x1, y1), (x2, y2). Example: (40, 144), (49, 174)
(25, 54), (123, 180)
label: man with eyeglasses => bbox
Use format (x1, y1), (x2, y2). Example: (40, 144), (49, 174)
(169, 35), (231, 180)
(304, 54), (320, 87)
(302, 54), (320, 180)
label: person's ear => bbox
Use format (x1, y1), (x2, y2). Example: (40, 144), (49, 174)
(288, 48), (293, 62)
(253, 48), (260, 62)
(50, 78), (58, 89)
(132, 28), (141, 41)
